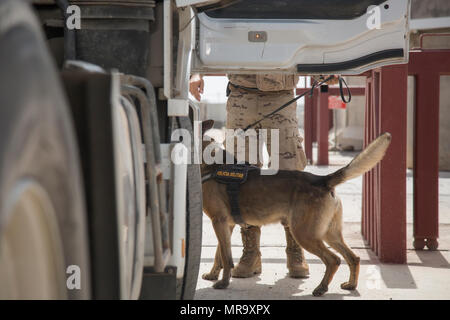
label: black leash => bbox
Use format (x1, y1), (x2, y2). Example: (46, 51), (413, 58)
(338, 76), (352, 103)
(242, 75), (337, 131)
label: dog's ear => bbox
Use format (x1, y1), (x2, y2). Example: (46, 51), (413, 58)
(202, 119), (214, 135)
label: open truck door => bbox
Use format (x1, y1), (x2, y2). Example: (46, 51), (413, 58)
(187, 0), (410, 75)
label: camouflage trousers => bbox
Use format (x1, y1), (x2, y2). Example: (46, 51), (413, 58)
(226, 87), (307, 171)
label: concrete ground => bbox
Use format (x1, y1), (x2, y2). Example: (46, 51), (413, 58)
(195, 149), (450, 300)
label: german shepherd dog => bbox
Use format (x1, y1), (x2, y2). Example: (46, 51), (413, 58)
(200, 120), (391, 296)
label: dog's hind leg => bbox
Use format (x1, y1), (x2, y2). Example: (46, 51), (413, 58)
(211, 220), (234, 289)
(291, 227), (341, 296)
(325, 235), (360, 291)
(325, 203), (360, 290)
(203, 225), (235, 281)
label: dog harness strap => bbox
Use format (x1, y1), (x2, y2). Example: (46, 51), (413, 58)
(226, 183), (245, 225)
(206, 164), (259, 225)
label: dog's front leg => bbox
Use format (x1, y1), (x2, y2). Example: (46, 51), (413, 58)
(203, 225), (235, 281)
(202, 245), (222, 280)
(211, 219), (234, 289)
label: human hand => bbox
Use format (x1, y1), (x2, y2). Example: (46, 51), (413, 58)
(189, 74), (204, 101)
(328, 75), (340, 86)
(311, 74), (340, 86)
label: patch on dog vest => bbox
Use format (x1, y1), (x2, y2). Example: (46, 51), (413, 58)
(213, 165), (252, 184)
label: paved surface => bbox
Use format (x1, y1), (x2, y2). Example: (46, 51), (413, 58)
(195, 148), (450, 300)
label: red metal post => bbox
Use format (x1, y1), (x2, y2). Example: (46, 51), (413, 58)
(362, 78), (371, 242)
(304, 93), (314, 163)
(369, 71), (377, 253)
(413, 72), (440, 250)
(317, 85), (329, 165)
(362, 66), (407, 264)
(408, 50), (450, 250)
(372, 71), (381, 256)
(312, 88), (318, 143)
(366, 73), (374, 250)
(378, 65), (408, 263)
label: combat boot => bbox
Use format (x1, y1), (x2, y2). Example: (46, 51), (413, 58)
(232, 225), (262, 278)
(284, 226), (309, 278)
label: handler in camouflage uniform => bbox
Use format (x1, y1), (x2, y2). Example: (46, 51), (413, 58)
(190, 73), (309, 279)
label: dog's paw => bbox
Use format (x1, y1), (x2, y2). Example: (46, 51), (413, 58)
(202, 272), (219, 281)
(312, 285), (328, 297)
(340, 282), (357, 291)
(213, 280), (229, 289)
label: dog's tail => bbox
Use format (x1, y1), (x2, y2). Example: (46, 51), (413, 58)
(326, 133), (392, 188)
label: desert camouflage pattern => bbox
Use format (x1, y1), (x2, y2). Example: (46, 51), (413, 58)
(228, 74), (297, 91)
(226, 74), (307, 171)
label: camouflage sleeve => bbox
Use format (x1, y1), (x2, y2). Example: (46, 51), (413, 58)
(255, 74), (297, 91)
(228, 74), (258, 88)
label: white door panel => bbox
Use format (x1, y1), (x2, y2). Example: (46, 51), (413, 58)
(176, 0), (229, 7)
(192, 0), (410, 75)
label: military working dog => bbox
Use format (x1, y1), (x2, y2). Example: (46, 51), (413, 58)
(200, 120), (391, 296)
